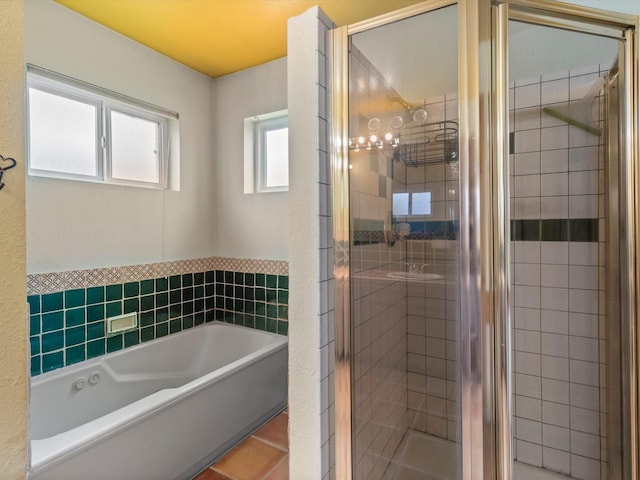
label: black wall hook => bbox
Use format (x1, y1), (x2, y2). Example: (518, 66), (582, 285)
(0, 154), (17, 190)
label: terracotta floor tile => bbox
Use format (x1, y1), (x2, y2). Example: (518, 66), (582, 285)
(193, 468), (233, 480)
(213, 437), (286, 480)
(263, 454), (289, 480)
(252, 413), (289, 451)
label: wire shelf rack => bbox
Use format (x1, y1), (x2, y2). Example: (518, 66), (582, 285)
(393, 120), (458, 167)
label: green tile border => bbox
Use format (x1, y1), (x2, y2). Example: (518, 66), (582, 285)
(28, 268), (289, 377)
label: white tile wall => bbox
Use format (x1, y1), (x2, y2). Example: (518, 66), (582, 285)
(350, 46), (408, 480)
(511, 67), (608, 479)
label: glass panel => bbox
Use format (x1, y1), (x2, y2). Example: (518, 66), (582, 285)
(28, 88), (98, 176)
(265, 127), (289, 188)
(110, 110), (160, 183)
(508, 20), (622, 480)
(348, 5), (460, 479)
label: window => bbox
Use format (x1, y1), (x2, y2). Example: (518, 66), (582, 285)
(393, 191), (432, 216)
(244, 110), (288, 193)
(26, 66), (176, 188)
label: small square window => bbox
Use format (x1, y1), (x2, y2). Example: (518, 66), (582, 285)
(244, 110), (288, 193)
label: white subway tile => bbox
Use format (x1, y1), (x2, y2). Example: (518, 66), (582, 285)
(540, 149), (568, 173)
(515, 263), (541, 286)
(407, 316), (426, 336)
(569, 195), (598, 218)
(517, 440), (542, 467)
(541, 242), (568, 264)
(542, 78), (569, 105)
(569, 146), (598, 171)
(516, 394), (542, 421)
(543, 423), (571, 451)
(570, 383), (599, 411)
(543, 447), (571, 475)
(515, 84), (541, 109)
(542, 400), (570, 428)
(515, 108), (541, 131)
(570, 406), (600, 435)
(541, 264), (568, 288)
(516, 373), (542, 399)
(407, 334), (426, 355)
(541, 287), (568, 311)
(516, 417), (542, 444)
(515, 351), (541, 376)
(569, 243), (598, 266)
(542, 355), (569, 380)
(569, 313), (598, 338)
(571, 454), (600, 480)
(540, 196), (568, 219)
(569, 124), (599, 148)
(569, 337), (599, 363)
(571, 430), (600, 459)
(515, 285), (541, 309)
(569, 171), (598, 195)
(541, 125), (569, 151)
(515, 307), (541, 331)
(516, 329), (541, 354)
(542, 333), (569, 358)
(515, 129), (541, 154)
(569, 289), (598, 314)
(569, 266), (598, 290)
(514, 174), (541, 198)
(408, 353), (426, 374)
(515, 242), (541, 264)
(514, 197), (541, 219)
(542, 378), (569, 403)
(540, 172), (568, 196)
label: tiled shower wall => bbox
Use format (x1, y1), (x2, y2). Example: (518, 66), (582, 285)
(27, 257), (289, 376)
(510, 65), (608, 480)
(350, 46), (408, 480)
(396, 94), (461, 441)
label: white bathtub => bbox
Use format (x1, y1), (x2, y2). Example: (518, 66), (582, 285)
(28, 322), (288, 480)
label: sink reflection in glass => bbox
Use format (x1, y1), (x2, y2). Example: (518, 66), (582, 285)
(387, 271), (443, 281)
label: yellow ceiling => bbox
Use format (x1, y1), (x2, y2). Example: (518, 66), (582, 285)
(54, 0), (424, 78)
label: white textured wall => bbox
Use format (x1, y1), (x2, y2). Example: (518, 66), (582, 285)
(24, 0), (216, 273)
(0, 1), (28, 476)
(213, 58), (288, 260)
(288, 6), (336, 479)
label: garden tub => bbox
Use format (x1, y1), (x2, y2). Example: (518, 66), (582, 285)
(28, 322), (288, 479)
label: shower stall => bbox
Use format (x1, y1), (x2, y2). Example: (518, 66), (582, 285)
(331, 1), (639, 479)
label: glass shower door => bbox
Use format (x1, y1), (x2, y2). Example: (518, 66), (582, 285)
(345, 4), (462, 479)
(504, 13), (635, 480)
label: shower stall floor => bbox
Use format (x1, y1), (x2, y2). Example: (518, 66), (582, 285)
(382, 429), (573, 480)
(382, 429), (456, 480)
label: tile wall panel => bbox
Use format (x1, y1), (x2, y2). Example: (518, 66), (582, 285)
(28, 257), (289, 376)
(510, 65), (608, 480)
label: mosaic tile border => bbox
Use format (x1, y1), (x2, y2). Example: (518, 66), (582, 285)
(27, 257), (289, 295)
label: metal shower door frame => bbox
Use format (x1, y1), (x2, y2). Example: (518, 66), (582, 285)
(494, 2), (639, 479)
(331, 1), (639, 479)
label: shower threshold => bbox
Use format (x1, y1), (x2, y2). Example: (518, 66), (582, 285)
(382, 429), (574, 479)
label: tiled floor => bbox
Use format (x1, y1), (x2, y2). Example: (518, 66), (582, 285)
(193, 412), (289, 480)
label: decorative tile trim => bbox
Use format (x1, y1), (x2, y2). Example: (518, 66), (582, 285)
(27, 257), (289, 295)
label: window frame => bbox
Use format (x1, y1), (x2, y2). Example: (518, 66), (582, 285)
(244, 109), (289, 194)
(26, 66), (173, 189)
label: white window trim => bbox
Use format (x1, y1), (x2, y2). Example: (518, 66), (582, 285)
(26, 64), (176, 189)
(244, 109), (288, 194)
